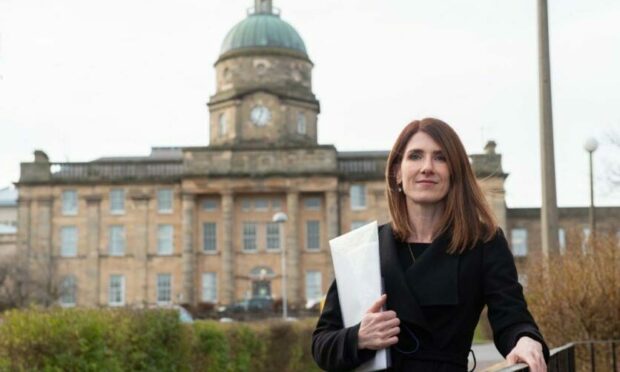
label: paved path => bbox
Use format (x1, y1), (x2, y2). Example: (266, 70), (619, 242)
(469, 342), (504, 371)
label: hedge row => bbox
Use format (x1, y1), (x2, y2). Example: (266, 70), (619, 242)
(0, 308), (321, 372)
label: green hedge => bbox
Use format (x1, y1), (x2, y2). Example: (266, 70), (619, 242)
(0, 308), (321, 372)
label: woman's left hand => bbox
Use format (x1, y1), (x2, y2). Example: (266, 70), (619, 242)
(506, 336), (547, 372)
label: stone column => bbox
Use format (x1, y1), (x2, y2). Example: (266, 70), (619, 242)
(35, 196), (53, 305)
(286, 190), (300, 307)
(131, 194), (151, 306)
(16, 197), (31, 307)
(325, 190), (339, 283)
(85, 195), (102, 307)
(181, 193), (196, 305)
(17, 197), (31, 258)
(221, 191), (235, 305)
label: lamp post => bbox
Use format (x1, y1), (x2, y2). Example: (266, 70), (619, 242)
(584, 137), (598, 238)
(272, 212), (288, 320)
(537, 0), (560, 257)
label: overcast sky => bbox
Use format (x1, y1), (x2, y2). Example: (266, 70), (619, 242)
(1, 0), (619, 207)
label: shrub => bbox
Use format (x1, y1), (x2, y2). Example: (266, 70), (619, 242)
(525, 230), (619, 370)
(191, 321), (230, 371)
(0, 309), (321, 371)
(0, 307), (187, 372)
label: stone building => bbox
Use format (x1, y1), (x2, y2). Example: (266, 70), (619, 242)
(0, 187), (18, 260)
(15, 0), (619, 309)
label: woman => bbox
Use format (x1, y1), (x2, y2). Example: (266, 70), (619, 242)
(312, 118), (549, 371)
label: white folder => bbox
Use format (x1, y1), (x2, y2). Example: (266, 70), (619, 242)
(329, 221), (389, 372)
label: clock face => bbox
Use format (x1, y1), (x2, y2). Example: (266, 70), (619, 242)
(250, 105), (271, 126)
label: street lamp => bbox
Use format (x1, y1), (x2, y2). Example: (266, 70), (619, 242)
(584, 137), (598, 239)
(272, 212), (288, 320)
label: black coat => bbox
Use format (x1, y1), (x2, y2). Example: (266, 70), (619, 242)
(312, 224), (549, 371)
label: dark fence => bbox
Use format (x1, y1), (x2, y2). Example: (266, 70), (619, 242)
(488, 340), (619, 372)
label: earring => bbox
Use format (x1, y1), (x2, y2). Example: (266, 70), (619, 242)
(397, 183), (402, 193)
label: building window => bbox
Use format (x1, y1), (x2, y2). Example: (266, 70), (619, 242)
(271, 198), (281, 211)
(304, 197), (321, 210)
(203, 222), (217, 252)
(61, 190), (78, 215)
(351, 220), (369, 231)
(108, 225), (125, 256)
(156, 273), (172, 304)
(558, 228), (566, 255)
(157, 224), (174, 255)
(243, 222), (257, 251)
(511, 228), (528, 257)
(108, 275), (125, 306)
(582, 227), (591, 254)
(306, 220), (320, 251)
(305, 271), (322, 302)
(202, 273), (217, 303)
(109, 189), (125, 214)
(202, 198), (218, 211)
(350, 184), (366, 210)
(255, 198), (269, 211)
(60, 226), (78, 257)
(157, 189), (173, 213)
(297, 112), (306, 134)
(266, 222), (280, 250)
(241, 198), (251, 212)
(218, 113), (227, 136)
(59, 275), (77, 307)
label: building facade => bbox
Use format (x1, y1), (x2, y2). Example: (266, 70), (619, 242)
(0, 187), (18, 260)
(15, 0), (619, 309)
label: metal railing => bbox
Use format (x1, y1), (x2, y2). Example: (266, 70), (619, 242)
(486, 340), (618, 372)
(338, 158), (386, 177)
(48, 161), (183, 181)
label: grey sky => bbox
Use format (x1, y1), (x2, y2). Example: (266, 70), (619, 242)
(1, 0), (619, 207)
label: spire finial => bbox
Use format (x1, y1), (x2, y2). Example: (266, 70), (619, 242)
(254, 0), (273, 14)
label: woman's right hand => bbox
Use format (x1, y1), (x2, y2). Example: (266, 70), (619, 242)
(357, 294), (401, 350)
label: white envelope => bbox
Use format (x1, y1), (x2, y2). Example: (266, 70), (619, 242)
(329, 221), (389, 372)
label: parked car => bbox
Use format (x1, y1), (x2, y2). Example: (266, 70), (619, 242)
(228, 296), (274, 313)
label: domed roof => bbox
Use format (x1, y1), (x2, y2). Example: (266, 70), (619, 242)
(220, 4), (307, 56)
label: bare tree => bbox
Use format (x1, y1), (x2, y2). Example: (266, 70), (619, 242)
(0, 250), (61, 310)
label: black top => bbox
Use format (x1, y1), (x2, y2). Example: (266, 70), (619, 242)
(396, 241), (430, 271)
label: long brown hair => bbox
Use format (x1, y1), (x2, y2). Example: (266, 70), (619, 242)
(385, 118), (498, 253)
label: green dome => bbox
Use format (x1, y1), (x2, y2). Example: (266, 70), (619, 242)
(220, 14), (307, 56)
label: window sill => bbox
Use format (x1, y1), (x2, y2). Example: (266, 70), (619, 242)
(149, 253), (182, 258)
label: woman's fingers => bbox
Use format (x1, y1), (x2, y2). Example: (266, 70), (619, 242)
(358, 308), (402, 350)
(382, 325), (401, 338)
(366, 294), (387, 313)
(507, 350), (547, 372)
